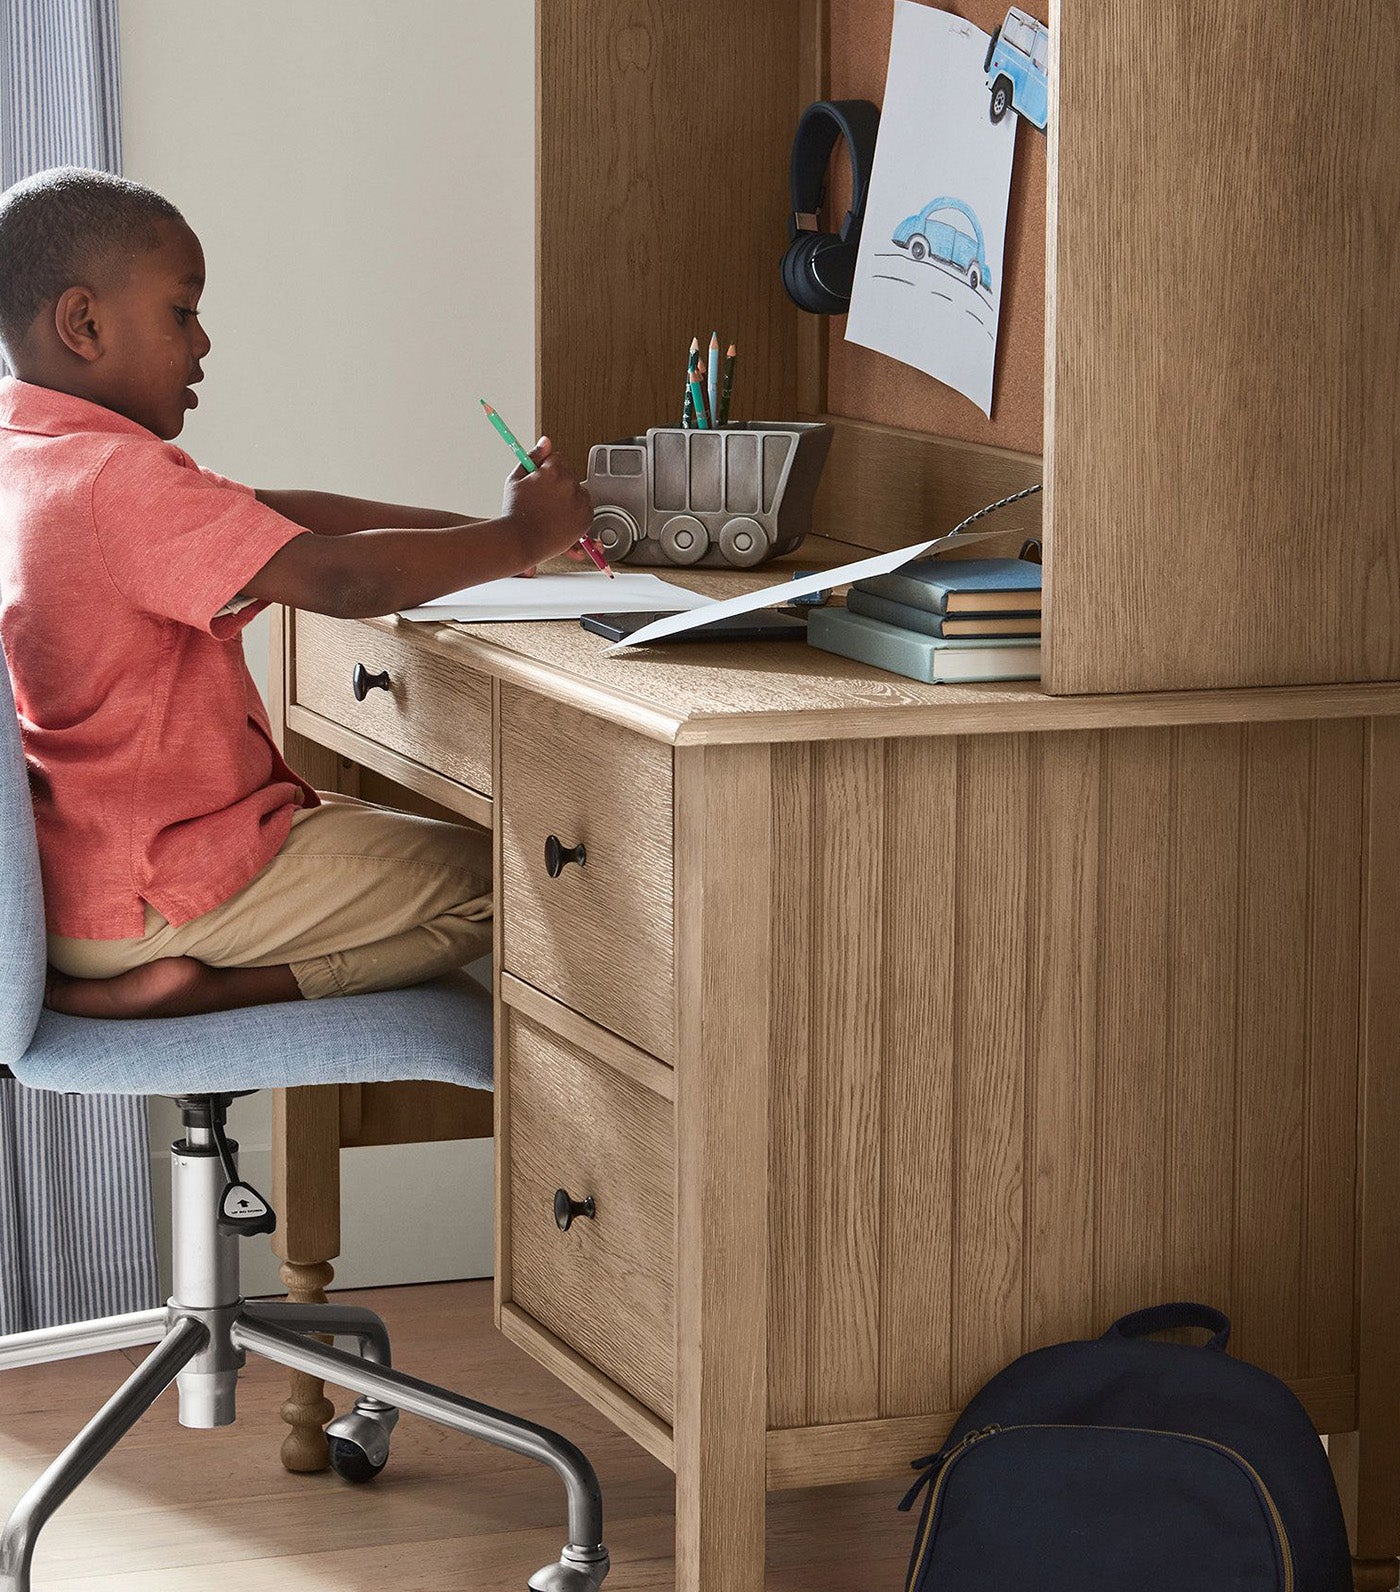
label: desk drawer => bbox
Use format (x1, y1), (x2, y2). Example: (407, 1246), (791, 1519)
(500, 686), (674, 1060)
(292, 612), (492, 796)
(506, 1008), (675, 1421)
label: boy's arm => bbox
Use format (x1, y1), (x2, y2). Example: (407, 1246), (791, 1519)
(254, 488), (477, 535)
(241, 440), (593, 619)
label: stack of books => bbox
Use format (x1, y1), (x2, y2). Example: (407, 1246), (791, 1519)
(807, 557), (1042, 684)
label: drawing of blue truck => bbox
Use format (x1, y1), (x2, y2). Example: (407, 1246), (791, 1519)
(985, 6), (1049, 129)
(891, 198), (994, 295)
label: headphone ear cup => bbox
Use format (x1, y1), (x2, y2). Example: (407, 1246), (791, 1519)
(781, 230), (825, 313)
(806, 235), (858, 312)
(782, 230), (853, 315)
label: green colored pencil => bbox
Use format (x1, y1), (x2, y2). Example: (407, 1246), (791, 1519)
(687, 365), (710, 428)
(479, 399), (537, 473)
(717, 343), (736, 426)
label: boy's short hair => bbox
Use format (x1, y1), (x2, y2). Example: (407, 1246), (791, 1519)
(0, 166), (184, 358)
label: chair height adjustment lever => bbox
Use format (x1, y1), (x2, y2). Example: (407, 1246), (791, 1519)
(210, 1113), (278, 1238)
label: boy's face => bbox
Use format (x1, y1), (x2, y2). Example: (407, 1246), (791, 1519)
(72, 217), (211, 441)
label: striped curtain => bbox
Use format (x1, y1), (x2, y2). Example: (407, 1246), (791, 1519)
(0, 0), (158, 1333)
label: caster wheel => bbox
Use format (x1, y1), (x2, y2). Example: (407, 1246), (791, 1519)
(327, 1433), (387, 1483)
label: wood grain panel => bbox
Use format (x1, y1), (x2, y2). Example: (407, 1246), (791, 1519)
(952, 735), (1029, 1399)
(673, 744), (773, 1591)
(537, 0), (804, 472)
(768, 744), (815, 1428)
(499, 686), (675, 1061)
(1045, 0), (1400, 693)
(809, 741), (885, 1422)
(1164, 725), (1242, 1314)
(1304, 720), (1363, 1377)
(1025, 730), (1100, 1348)
(1232, 723), (1311, 1374)
(879, 739), (958, 1416)
(809, 414), (1042, 554)
(1093, 729), (1172, 1327)
(1329, 718), (1400, 1573)
(506, 1010), (675, 1421)
(292, 612), (492, 795)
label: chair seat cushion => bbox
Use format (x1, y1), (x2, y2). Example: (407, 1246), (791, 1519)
(9, 973), (493, 1097)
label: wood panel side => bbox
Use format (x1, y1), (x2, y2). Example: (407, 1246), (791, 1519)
(1163, 725), (1243, 1312)
(1045, 0), (1400, 693)
(768, 744), (815, 1429)
(1231, 724), (1312, 1373)
(537, 1), (804, 471)
(808, 741), (886, 1423)
(1024, 729), (1100, 1348)
(952, 736), (1029, 1399)
(1303, 720), (1363, 1377)
(1092, 728), (1172, 1327)
(1329, 718), (1400, 1570)
(879, 738), (958, 1416)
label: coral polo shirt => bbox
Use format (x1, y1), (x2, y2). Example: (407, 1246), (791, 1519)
(0, 377), (319, 939)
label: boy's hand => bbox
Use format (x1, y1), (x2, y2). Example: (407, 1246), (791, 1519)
(502, 436), (593, 564)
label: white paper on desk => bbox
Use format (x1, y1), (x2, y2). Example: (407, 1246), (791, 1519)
(605, 531), (998, 651)
(395, 572), (711, 623)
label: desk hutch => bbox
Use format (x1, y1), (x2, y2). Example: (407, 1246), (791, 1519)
(267, 4), (1400, 1589)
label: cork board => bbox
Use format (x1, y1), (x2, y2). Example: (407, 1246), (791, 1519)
(824, 0), (1045, 454)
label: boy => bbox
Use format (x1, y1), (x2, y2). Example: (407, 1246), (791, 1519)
(0, 167), (593, 1019)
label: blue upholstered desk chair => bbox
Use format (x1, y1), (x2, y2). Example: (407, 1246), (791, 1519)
(0, 651), (608, 1592)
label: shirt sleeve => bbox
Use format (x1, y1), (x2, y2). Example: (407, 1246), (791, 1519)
(89, 439), (308, 636)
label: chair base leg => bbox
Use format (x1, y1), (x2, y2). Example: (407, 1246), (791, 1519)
(0, 1309), (167, 1374)
(0, 1315), (207, 1592)
(232, 1314), (609, 1591)
(1, 1301), (609, 1592)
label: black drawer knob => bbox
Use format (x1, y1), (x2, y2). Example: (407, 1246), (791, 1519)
(351, 662), (391, 702)
(544, 835), (587, 878)
(553, 1188), (596, 1232)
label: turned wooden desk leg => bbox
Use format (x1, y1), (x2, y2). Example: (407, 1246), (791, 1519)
(271, 1085), (342, 1473)
(674, 745), (771, 1591)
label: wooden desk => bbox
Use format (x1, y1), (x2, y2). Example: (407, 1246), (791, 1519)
(270, 562), (1400, 1592)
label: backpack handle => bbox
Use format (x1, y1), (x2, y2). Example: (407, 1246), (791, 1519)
(1103, 1302), (1231, 1352)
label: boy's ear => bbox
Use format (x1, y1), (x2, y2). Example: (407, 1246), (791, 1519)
(52, 286), (104, 362)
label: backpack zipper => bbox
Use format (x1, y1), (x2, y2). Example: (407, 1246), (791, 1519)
(902, 1423), (1293, 1592)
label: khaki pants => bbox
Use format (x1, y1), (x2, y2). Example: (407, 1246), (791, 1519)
(47, 794), (493, 1000)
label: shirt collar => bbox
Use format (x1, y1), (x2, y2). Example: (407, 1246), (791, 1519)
(0, 376), (157, 440)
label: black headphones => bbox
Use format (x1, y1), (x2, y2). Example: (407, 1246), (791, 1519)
(781, 99), (881, 316)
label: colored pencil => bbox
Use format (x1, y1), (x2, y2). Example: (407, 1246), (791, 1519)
(707, 332), (721, 431)
(687, 354), (710, 429)
(479, 398), (537, 473)
(717, 343), (736, 426)
(479, 398), (613, 577)
(683, 336), (699, 428)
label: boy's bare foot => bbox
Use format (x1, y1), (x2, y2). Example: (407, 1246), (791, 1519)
(45, 958), (303, 1019)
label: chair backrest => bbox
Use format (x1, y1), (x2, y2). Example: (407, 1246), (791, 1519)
(0, 643), (47, 1065)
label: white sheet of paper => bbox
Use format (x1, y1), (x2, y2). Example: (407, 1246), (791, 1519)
(605, 532), (997, 651)
(844, 3), (1017, 416)
(395, 572), (711, 623)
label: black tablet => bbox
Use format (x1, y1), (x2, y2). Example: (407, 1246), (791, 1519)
(580, 608), (809, 644)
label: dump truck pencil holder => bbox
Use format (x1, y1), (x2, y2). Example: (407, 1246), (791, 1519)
(584, 421), (833, 569)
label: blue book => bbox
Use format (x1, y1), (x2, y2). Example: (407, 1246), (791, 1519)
(807, 606), (1041, 684)
(855, 557), (1042, 616)
(846, 589), (1041, 639)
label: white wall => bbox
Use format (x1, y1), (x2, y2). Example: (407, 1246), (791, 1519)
(119, 0), (534, 1295)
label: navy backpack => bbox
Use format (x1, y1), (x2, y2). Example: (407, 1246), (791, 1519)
(899, 1303), (1352, 1592)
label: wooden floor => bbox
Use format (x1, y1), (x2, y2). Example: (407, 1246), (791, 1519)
(0, 1280), (911, 1590)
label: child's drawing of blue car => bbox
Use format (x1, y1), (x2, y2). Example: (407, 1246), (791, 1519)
(984, 6), (1049, 130)
(891, 198), (993, 294)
